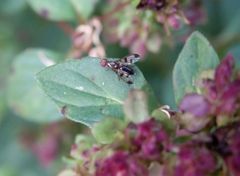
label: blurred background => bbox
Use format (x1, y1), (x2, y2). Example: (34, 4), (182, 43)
(0, 0), (240, 175)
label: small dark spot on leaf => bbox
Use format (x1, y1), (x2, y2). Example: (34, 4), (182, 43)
(91, 76), (95, 81)
(127, 80), (133, 84)
(99, 107), (104, 113)
(40, 8), (49, 18)
(61, 105), (67, 115)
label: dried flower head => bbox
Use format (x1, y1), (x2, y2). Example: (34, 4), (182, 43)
(137, 0), (167, 11)
(71, 18), (106, 58)
(125, 118), (170, 160)
(95, 151), (148, 176)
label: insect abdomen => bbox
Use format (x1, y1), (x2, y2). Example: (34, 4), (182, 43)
(120, 66), (134, 75)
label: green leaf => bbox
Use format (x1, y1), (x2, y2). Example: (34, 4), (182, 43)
(70, 0), (98, 20)
(174, 136), (192, 144)
(131, 0), (140, 6)
(0, 43), (18, 124)
(7, 48), (63, 123)
(0, 92), (5, 124)
(173, 31), (219, 105)
(36, 57), (157, 127)
(92, 117), (125, 144)
(27, 0), (76, 21)
(123, 89), (149, 123)
(0, 166), (16, 176)
(0, 25), (19, 123)
(0, 0), (26, 15)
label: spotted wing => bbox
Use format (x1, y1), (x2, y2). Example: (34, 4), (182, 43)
(119, 54), (141, 66)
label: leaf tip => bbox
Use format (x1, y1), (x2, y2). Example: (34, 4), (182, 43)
(189, 31), (204, 39)
(187, 31), (210, 45)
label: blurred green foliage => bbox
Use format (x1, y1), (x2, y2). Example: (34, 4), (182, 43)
(0, 0), (240, 175)
(0, 114), (60, 176)
(7, 49), (63, 123)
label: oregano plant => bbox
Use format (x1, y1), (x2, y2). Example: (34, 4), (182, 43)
(35, 32), (240, 176)
(36, 56), (158, 126)
(1, 1), (240, 176)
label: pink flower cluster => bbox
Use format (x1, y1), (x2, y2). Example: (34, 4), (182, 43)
(103, 0), (206, 57)
(95, 118), (170, 176)
(180, 54), (240, 130)
(61, 54), (240, 176)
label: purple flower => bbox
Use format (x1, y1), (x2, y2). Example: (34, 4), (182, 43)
(126, 118), (170, 160)
(209, 54), (240, 116)
(32, 135), (59, 167)
(179, 93), (210, 117)
(137, 0), (167, 11)
(130, 39), (147, 58)
(214, 54), (234, 91)
(184, 0), (206, 26)
(21, 123), (61, 167)
(208, 122), (240, 175)
(201, 79), (217, 101)
(228, 153), (240, 175)
(95, 151), (148, 176)
(207, 54), (234, 101)
(202, 54), (235, 105)
(215, 80), (240, 115)
(180, 54), (240, 127)
(179, 93), (211, 132)
(174, 142), (217, 176)
(167, 15), (181, 30)
(120, 29), (139, 47)
(226, 124), (240, 175)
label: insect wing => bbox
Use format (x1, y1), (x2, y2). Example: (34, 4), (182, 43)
(103, 55), (138, 85)
(120, 53), (140, 65)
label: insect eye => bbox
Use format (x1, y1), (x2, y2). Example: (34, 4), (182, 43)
(133, 53), (140, 58)
(100, 59), (108, 67)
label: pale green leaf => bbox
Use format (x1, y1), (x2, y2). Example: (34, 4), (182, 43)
(92, 117), (125, 144)
(173, 31), (219, 105)
(7, 48), (63, 123)
(27, 0), (76, 21)
(123, 89), (149, 123)
(36, 57), (158, 127)
(70, 0), (98, 20)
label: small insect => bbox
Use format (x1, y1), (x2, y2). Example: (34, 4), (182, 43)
(100, 54), (141, 84)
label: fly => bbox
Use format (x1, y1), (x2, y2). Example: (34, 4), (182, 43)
(100, 54), (141, 84)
